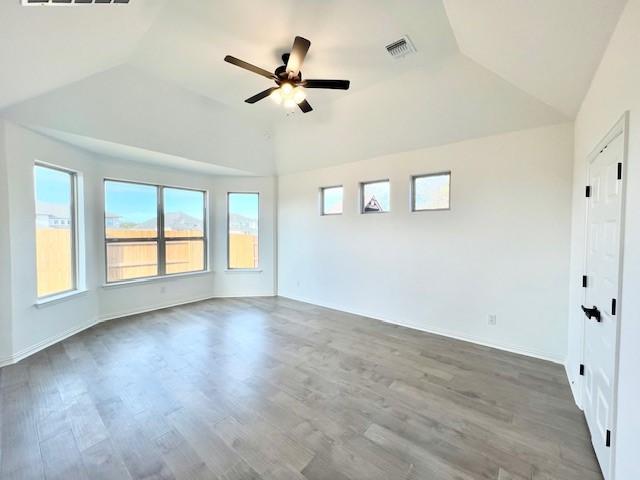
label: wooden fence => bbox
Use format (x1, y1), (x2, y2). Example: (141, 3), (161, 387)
(36, 228), (258, 292)
(36, 228), (73, 297)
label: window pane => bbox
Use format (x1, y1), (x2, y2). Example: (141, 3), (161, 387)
(414, 173), (450, 211)
(163, 188), (205, 238)
(322, 186), (343, 215)
(106, 242), (158, 282)
(228, 193), (259, 269)
(105, 181), (158, 239)
(362, 180), (390, 213)
(166, 239), (205, 274)
(34, 165), (75, 297)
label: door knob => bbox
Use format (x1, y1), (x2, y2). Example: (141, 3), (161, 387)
(581, 305), (602, 322)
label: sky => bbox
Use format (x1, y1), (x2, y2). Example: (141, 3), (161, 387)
(35, 165), (71, 207)
(363, 181), (390, 211)
(105, 181), (204, 223)
(228, 192), (259, 219)
(36, 170), (258, 223)
(323, 186), (343, 214)
(414, 174), (450, 210)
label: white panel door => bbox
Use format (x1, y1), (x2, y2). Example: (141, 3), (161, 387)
(582, 133), (624, 478)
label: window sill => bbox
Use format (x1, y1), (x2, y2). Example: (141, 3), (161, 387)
(224, 268), (263, 273)
(35, 289), (88, 308)
(102, 270), (212, 289)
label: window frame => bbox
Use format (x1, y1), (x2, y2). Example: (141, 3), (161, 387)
(226, 191), (260, 270)
(411, 171), (451, 212)
(320, 185), (344, 216)
(360, 179), (390, 214)
(103, 178), (208, 284)
(34, 161), (79, 300)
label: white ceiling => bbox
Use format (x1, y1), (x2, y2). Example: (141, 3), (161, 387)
(443, 0), (629, 117)
(31, 127), (253, 177)
(129, 0), (458, 115)
(3, 65), (276, 176)
(0, 0), (628, 174)
(0, 0), (165, 109)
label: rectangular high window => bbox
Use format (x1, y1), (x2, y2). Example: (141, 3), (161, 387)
(361, 180), (390, 213)
(104, 180), (206, 283)
(321, 186), (343, 215)
(34, 164), (78, 298)
(227, 193), (259, 269)
(412, 172), (451, 211)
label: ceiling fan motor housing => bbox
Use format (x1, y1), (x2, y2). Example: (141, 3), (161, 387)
(275, 62), (302, 83)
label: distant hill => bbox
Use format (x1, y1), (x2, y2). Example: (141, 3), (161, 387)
(229, 213), (258, 235)
(134, 211), (257, 235)
(137, 212), (202, 231)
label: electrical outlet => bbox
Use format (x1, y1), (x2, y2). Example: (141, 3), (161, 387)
(488, 314), (497, 326)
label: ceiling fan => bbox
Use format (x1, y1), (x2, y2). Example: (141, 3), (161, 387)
(224, 36), (350, 113)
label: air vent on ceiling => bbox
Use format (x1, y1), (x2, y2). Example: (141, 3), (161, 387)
(385, 35), (416, 59)
(22, 0), (129, 5)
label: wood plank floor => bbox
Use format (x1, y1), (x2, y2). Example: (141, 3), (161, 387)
(0, 297), (601, 480)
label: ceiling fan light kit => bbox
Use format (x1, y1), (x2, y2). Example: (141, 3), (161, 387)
(224, 36), (350, 113)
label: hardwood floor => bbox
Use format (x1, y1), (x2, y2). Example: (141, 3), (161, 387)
(0, 297), (601, 480)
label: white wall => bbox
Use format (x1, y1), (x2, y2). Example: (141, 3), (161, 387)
(567, 1), (640, 478)
(278, 124), (574, 362)
(0, 121), (276, 366)
(0, 122), (13, 362)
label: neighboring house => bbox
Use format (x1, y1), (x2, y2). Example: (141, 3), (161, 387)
(364, 196), (383, 212)
(36, 202), (71, 228)
(229, 213), (258, 235)
(136, 212), (204, 232)
(105, 212), (122, 228)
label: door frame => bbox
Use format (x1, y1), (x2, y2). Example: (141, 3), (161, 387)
(579, 111), (629, 480)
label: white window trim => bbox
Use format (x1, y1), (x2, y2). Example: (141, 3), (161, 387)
(34, 161), (84, 302)
(227, 192), (260, 270)
(102, 269), (212, 288)
(360, 179), (390, 214)
(103, 179), (209, 285)
(411, 171), (452, 212)
(35, 289), (88, 308)
(320, 185), (344, 216)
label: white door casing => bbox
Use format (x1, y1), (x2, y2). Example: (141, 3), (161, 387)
(582, 115), (627, 480)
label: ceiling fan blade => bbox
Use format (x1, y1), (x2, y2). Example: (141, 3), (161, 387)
(298, 99), (313, 113)
(224, 55), (275, 79)
(303, 79), (350, 90)
(245, 87), (278, 104)
(286, 36), (311, 77)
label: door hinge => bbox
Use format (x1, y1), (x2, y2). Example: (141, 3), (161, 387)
(612, 298), (617, 316)
(617, 163), (623, 180)
(582, 275), (588, 288)
(585, 185), (591, 198)
(606, 429), (611, 447)
(579, 364), (585, 376)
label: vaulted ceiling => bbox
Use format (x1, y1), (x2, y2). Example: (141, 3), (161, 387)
(0, 0), (628, 175)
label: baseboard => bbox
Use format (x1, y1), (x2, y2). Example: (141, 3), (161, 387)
(0, 293), (276, 368)
(0, 319), (101, 368)
(98, 293), (221, 322)
(279, 294), (564, 364)
(99, 293), (276, 322)
(3, 293), (560, 368)
(565, 360), (583, 410)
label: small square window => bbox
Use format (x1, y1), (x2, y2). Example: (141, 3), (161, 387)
(412, 172), (450, 211)
(321, 186), (343, 215)
(361, 180), (390, 213)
